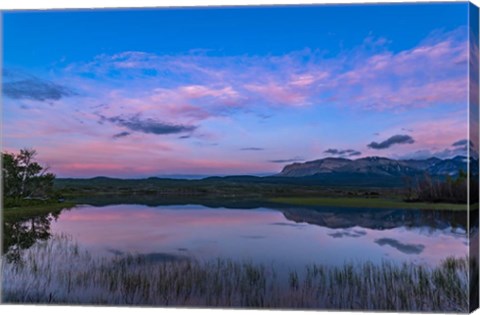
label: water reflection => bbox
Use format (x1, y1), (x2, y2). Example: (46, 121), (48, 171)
(374, 238), (425, 255)
(43, 203), (467, 268)
(3, 201), (469, 269)
(328, 229), (367, 238)
(281, 206), (467, 230)
(3, 213), (58, 262)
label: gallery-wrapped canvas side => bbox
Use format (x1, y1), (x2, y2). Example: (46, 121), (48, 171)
(470, 2), (480, 313)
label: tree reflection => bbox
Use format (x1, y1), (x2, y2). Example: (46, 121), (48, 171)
(3, 213), (58, 263)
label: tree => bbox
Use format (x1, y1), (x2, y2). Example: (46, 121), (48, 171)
(405, 171), (469, 204)
(2, 149), (55, 200)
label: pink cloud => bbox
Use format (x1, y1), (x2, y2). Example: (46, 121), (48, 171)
(63, 27), (467, 113)
(19, 133), (274, 177)
(351, 78), (467, 111)
(383, 117), (468, 159)
(91, 83), (244, 130)
(410, 118), (467, 148)
(245, 82), (308, 107)
(335, 30), (468, 110)
(3, 27), (471, 177)
(289, 74), (316, 87)
(178, 85), (239, 99)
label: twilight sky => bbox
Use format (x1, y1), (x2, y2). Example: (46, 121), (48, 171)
(2, 3), (474, 178)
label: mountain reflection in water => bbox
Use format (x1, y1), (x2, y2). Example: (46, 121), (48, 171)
(14, 202), (463, 269)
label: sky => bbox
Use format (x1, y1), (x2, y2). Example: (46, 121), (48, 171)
(1, 3), (476, 178)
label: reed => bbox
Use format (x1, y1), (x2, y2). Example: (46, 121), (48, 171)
(1, 235), (469, 311)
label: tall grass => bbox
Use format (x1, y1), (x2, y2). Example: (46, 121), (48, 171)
(1, 235), (469, 312)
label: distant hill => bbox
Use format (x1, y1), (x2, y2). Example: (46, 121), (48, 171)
(55, 156), (478, 191)
(278, 155), (477, 178)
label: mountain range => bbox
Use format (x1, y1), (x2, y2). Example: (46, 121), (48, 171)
(57, 156), (478, 190)
(278, 155), (476, 178)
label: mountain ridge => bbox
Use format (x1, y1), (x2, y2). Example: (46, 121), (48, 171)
(278, 155), (476, 178)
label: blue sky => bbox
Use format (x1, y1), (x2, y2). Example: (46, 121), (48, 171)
(4, 4), (468, 66)
(2, 3), (474, 177)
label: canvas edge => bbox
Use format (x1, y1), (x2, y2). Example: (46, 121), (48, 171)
(0, 9), (5, 305)
(469, 1), (480, 313)
(0, 2), (477, 314)
(0, 0), (474, 13)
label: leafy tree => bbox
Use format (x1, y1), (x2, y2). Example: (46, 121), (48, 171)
(2, 149), (55, 200)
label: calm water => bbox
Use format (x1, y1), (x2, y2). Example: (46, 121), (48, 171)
(46, 203), (468, 269)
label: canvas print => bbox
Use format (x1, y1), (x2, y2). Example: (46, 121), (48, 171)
(1, 2), (479, 313)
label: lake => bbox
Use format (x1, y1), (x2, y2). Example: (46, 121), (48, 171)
(47, 203), (468, 269)
(2, 202), (472, 310)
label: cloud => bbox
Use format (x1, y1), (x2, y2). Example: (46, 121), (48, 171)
(3, 70), (75, 101)
(452, 139), (473, 148)
(335, 28), (468, 111)
(103, 115), (197, 136)
(64, 27), (467, 112)
(367, 134), (415, 150)
(178, 85), (239, 100)
(240, 147), (264, 151)
(244, 82), (308, 107)
(112, 131), (130, 139)
(324, 148), (361, 157)
(4, 29), (469, 178)
(268, 157), (305, 163)
(375, 238), (425, 255)
(392, 118), (469, 160)
(407, 138), (474, 159)
(47, 28), (468, 139)
(398, 140), (471, 160)
(422, 138), (474, 158)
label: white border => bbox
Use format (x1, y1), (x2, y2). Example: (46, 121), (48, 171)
(1, 1), (479, 315)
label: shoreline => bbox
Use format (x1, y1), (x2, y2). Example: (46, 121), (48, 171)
(2, 195), (471, 225)
(270, 197), (471, 211)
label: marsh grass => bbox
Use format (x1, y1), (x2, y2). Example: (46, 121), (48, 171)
(1, 235), (469, 312)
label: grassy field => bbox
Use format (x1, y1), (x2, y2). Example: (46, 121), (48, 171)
(270, 197), (468, 211)
(53, 176), (476, 211)
(54, 176), (405, 199)
(2, 235), (469, 311)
